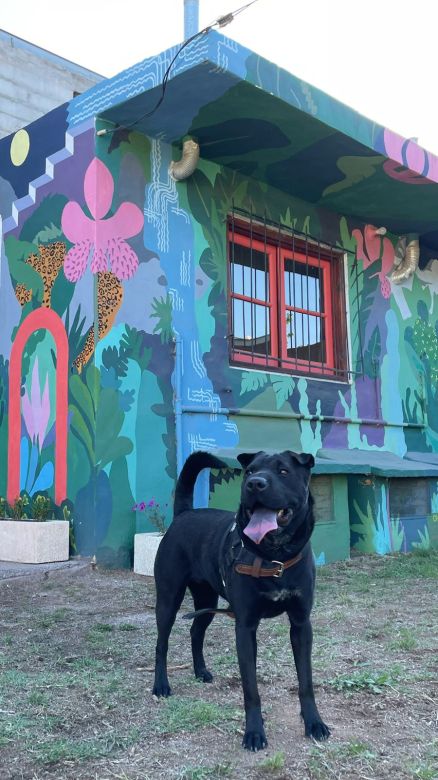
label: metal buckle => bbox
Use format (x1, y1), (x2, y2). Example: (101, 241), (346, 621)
(272, 561), (284, 578)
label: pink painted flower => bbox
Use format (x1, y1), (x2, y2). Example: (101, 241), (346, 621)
(21, 358), (51, 451)
(61, 158), (144, 282)
(352, 224), (395, 299)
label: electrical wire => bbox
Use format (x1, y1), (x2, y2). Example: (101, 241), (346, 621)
(96, 0), (261, 137)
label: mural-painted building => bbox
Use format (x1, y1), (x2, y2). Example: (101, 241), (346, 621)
(1, 31), (437, 567)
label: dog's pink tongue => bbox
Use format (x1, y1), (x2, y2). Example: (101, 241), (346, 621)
(243, 508), (278, 544)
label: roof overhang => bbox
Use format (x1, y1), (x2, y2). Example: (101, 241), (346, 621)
(69, 31), (438, 250)
(214, 448), (438, 478)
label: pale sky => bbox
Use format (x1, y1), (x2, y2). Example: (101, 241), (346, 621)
(2, 0), (438, 154)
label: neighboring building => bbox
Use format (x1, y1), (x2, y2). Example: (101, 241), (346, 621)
(0, 29), (102, 138)
(0, 31), (437, 567)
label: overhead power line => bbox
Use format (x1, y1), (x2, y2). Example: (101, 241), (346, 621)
(96, 0), (261, 137)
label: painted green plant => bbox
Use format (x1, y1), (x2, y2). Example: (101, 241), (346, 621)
(69, 365), (133, 473)
(412, 526), (431, 551)
(120, 326), (152, 372)
(151, 295), (174, 344)
(351, 499), (385, 554)
(413, 316), (438, 384)
(389, 518), (405, 552)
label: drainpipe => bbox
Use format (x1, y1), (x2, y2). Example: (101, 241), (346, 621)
(184, 0), (199, 38)
(174, 335), (184, 475)
(173, 335), (210, 508)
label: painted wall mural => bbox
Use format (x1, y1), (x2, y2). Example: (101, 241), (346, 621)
(1, 35), (437, 564)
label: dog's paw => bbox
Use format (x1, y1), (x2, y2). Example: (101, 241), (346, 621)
(152, 682), (172, 698)
(242, 729), (268, 752)
(305, 719), (330, 741)
(195, 669), (214, 683)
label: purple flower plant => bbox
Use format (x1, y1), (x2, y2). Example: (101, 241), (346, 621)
(132, 499), (168, 534)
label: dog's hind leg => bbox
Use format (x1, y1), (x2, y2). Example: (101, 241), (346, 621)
(153, 583), (186, 697)
(188, 581), (218, 683)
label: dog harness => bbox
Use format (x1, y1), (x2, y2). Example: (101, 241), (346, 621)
(220, 521), (303, 583)
(182, 522), (304, 622)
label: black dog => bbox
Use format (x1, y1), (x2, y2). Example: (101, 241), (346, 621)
(153, 450), (330, 750)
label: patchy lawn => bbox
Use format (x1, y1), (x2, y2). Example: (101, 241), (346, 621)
(0, 551), (437, 780)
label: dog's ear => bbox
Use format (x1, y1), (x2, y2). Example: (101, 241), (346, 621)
(288, 451), (315, 469)
(237, 451), (262, 469)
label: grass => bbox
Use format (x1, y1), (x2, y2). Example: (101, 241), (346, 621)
(259, 751), (285, 771)
(410, 741), (438, 780)
(117, 622), (140, 631)
(154, 698), (240, 735)
(327, 665), (402, 694)
(389, 627), (418, 651)
(176, 764), (232, 779)
(308, 740), (379, 779)
(35, 607), (71, 628)
(33, 728), (142, 764)
(0, 552), (436, 779)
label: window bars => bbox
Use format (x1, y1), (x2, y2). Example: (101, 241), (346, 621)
(228, 206), (359, 382)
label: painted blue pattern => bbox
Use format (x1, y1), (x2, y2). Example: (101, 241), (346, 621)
(144, 138), (238, 505)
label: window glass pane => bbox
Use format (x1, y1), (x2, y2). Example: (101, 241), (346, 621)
(284, 258), (322, 313)
(232, 298), (270, 355)
(287, 313), (326, 363)
(389, 479), (430, 518)
(231, 243), (269, 302)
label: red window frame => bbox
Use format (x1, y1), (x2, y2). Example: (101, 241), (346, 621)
(229, 234), (279, 368)
(279, 246), (334, 371)
(229, 223), (343, 378)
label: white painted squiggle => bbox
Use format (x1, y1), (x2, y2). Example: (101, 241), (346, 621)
(190, 341), (207, 378)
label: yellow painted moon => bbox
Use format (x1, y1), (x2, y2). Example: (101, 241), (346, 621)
(10, 129), (30, 166)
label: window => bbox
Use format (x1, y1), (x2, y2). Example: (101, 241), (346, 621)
(228, 216), (349, 379)
(311, 475), (334, 523)
(389, 478), (430, 518)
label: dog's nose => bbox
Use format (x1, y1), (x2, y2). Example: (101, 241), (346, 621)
(246, 475), (268, 492)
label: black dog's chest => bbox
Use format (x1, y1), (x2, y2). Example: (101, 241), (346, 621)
(256, 580), (307, 620)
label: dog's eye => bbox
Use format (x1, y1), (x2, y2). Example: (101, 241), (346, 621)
(246, 468), (253, 475)
(279, 468), (289, 476)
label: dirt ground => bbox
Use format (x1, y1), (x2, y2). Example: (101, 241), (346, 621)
(0, 551), (437, 780)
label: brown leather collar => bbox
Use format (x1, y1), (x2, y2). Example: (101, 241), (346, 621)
(235, 551), (303, 578)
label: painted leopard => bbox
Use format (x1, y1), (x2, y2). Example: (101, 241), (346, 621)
(73, 271), (124, 373)
(14, 241), (66, 308)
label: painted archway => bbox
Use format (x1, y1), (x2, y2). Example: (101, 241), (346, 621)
(7, 309), (69, 506)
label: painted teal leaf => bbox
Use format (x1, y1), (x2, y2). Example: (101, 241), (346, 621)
(270, 374), (294, 409)
(19, 194), (68, 245)
(4, 236), (44, 303)
(240, 371), (268, 395)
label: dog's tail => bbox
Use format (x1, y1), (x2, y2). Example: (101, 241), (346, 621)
(174, 451), (227, 517)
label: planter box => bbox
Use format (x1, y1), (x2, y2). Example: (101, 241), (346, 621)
(134, 532), (163, 576)
(0, 520), (69, 564)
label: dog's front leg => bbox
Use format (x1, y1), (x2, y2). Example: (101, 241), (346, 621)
(235, 621), (267, 751)
(288, 616), (330, 741)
